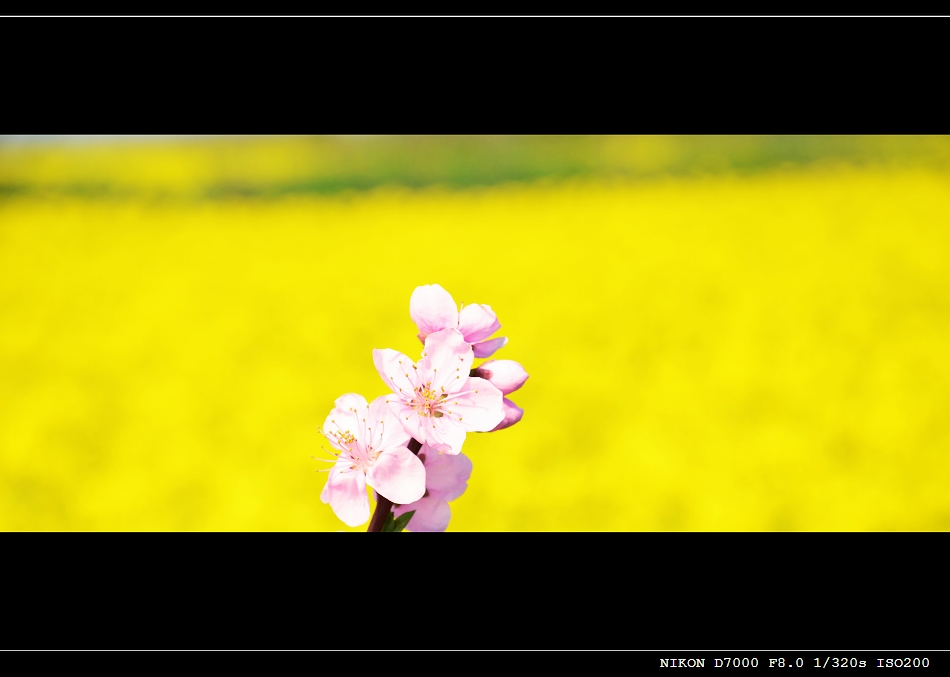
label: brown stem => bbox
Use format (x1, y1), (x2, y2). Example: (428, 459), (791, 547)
(367, 437), (423, 532)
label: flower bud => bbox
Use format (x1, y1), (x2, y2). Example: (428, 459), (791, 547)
(490, 397), (524, 431)
(472, 359), (528, 395)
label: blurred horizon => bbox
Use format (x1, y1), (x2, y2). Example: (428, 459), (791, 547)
(4, 134), (950, 199)
(2, 135), (949, 531)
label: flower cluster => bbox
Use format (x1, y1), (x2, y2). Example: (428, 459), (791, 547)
(317, 284), (528, 531)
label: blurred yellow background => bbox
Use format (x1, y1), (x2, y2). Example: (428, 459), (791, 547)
(2, 135), (949, 531)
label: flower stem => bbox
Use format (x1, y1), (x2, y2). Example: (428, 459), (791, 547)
(367, 437), (422, 532)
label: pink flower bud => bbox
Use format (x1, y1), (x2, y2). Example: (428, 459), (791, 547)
(490, 397), (524, 431)
(472, 359), (529, 395)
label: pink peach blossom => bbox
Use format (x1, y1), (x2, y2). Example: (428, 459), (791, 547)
(374, 328), (504, 455)
(410, 283), (508, 358)
(393, 442), (473, 532)
(319, 393), (426, 527)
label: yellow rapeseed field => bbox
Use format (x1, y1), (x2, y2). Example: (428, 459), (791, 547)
(2, 139), (949, 530)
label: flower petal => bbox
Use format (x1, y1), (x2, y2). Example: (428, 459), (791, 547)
(387, 399), (423, 440)
(419, 328), (474, 394)
(367, 395), (412, 451)
(472, 359), (529, 395)
(321, 464), (370, 527)
(332, 393), (368, 412)
(421, 445), (473, 502)
(410, 284), (458, 340)
(491, 397), (524, 431)
(424, 415), (468, 455)
(370, 445), (426, 505)
(457, 303), (501, 343)
(442, 377), (504, 433)
(394, 494), (452, 533)
(373, 348), (419, 398)
(472, 336), (508, 358)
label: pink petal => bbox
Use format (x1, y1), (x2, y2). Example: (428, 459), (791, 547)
(472, 336), (508, 358)
(421, 445), (473, 502)
(419, 328), (473, 394)
(457, 303), (501, 343)
(387, 399), (424, 440)
(321, 465), (370, 527)
(394, 494), (452, 533)
(332, 393), (368, 412)
(423, 415), (468, 455)
(410, 284), (458, 340)
(373, 348), (419, 398)
(369, 445), (426, 505)
(367, 395), (412, 450)
(491, 397), (524, 431)
(472, 359), (528, 395)
(441, 377), (504, 433)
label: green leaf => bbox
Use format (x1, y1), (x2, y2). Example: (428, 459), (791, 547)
(379, 511), (396, 532)
(391, 510), (415, 533)
(377, 510), (415, 532)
